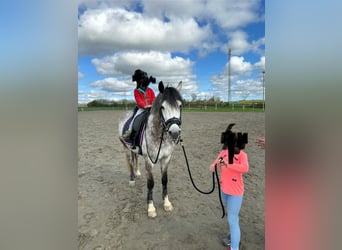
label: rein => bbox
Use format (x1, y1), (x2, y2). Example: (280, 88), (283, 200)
(144, 128), (164, 164)
(179, 138), (226, 218)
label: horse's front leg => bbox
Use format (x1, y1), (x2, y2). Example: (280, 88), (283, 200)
(146, 162), (157, 218)
(162, 171), (173, 212)
(161, 157), (173, 212)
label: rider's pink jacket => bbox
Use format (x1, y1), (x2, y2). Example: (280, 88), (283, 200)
(210, 149), (249, 196)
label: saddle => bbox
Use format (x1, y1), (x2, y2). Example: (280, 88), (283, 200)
(121, 107), (150, 155)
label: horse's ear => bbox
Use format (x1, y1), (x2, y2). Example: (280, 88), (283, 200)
(176, 80), (182, 91)
(158, 81), (164, 93)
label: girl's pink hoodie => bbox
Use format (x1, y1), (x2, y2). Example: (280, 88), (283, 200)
(211, 149), (249, 196)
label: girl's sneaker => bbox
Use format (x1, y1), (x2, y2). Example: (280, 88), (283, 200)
(222, 234), (231, 247)
(222, 235), (241, 249)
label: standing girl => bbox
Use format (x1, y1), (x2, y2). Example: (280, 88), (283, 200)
(209, 123), (249, 250)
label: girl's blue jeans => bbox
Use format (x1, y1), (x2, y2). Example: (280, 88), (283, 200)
(221, 192), (243, 249)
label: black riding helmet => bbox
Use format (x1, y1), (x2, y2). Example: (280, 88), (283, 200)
(132, 69), (148, 82)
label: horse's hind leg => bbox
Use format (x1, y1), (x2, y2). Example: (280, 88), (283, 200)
(162, 171), (173, 212)
(146, 162), (157, 218)
(132, 153), (141, 177)
(125, 150), (136, 186)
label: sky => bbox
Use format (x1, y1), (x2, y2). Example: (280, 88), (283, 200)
(78, 0), (265, 104)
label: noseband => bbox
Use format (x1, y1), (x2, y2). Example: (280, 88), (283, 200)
(159, 107), (182, 131)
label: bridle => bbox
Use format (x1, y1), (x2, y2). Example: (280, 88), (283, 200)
(145, 104), (182, 164)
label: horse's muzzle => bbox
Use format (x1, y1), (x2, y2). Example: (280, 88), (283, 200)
(168, 124), (181, 141)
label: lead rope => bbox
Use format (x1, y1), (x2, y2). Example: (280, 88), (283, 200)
(179, 138), (225, 218)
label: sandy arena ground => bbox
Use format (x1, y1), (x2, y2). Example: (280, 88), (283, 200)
(78, 111), (265, 250)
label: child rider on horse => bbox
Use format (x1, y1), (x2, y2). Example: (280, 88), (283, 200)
(123, 69), (156, 149)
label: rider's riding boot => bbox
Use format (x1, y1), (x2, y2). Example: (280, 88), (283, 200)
(121, 129), (131, 139)
(130, 130), (137, 149)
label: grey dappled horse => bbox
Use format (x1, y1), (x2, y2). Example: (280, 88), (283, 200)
(118, 81), (183, 218)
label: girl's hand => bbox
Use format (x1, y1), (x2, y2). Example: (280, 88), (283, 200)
(209, 164), (216, 172)
(256, 137), (265, 149)
(218, 157), (227, 167)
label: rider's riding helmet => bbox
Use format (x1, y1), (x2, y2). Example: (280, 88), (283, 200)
(132, 69), (148, 83)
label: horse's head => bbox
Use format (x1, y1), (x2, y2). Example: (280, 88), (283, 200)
(153, 81), (183, 142)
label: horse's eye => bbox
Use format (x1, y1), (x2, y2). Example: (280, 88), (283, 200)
(161, 106), (165, 110)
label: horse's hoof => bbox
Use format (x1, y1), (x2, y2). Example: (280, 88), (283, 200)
(163, 196), (174, 212)
(147, 203), (157, 218)
(148, 209), (157, 218)
(164, 203), (173, 212)
(129, 180), (135, 187)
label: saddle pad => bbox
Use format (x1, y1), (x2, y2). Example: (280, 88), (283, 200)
(121, 118), (145, 155)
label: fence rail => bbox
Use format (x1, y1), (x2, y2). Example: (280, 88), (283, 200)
(78, 103), (265, 112)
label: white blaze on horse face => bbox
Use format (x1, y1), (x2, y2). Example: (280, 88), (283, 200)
(161, 100), (182, 139)
(161, 100), (182, 121)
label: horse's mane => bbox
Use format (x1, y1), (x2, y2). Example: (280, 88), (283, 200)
(151, 86), (183, 116)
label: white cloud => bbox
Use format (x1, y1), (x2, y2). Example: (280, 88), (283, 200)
(221, 30), (265, 56)
(209, 56), (262, 101)
(91, 51), (198, 99)
(79, 0), (262, 30)
(90, 77), (131, 93)
(78, 0), (136, 10)
(92, 51), (193, 75)
(230, 56), (254, 76)
(205, 0), (261, 29)
(251, 37), (265, 54)
(254, 56), (265, 71)
(78, 1), (263, 55)
(136, 0), (261, 30)
(78, 89), (114, 104)
(233, 78), (263, 100)
(78, 8), (212, 55)
(87, 53), (262, 102)
(78, 71), (84, 79)
(78, 86), (135, 103)
(225, 31), (250, 54)
(78, 1), (265, 102)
